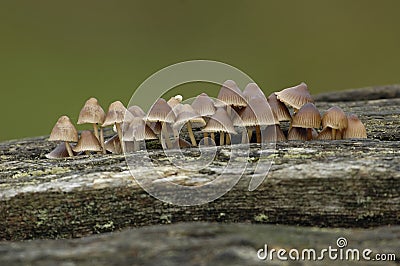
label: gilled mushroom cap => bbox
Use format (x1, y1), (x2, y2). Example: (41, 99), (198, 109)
(191, 93), (216, 117)
(275, 82), (314, 109)
(243, 83), (266, 101)
(123, 117), (158, 141)
(267, 93), (292, 122)
(146, 98), (175, 123)
(202, 108), (237, 134)
(128, 105), (146, 118)
(291, 103), (321, 129)
(103, 101), (129, 127)
(77, 97), (105, 125)
(237, 96), (279, 127)
(322, 106), (348, 130)
(342, 114), (367, 139)
(287, 127), (308, 141)
(73, 130), (102, 152)
(104, 134), (122, 154)
(45, 142), (76, 159)
(262, 124), (287, 142)
(174, 104), (206, 127)
(49, 115), (78, 142)
(215, 80), (247, 107)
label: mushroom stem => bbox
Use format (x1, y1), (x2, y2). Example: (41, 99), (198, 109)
(210, 132), (215, 142)
(220, 132), (225, 146)
(133, 139), (139, 152)
(173, 127), (179, 141)
(161, 122), (173, 149)
(92, 123), (99, 140)
(65, 142), (74, 157)
(255, 125), (261, 143)
(332, 128), (337, 140)
(115, 122), (125, 154)
(307, 128), (313, 141)
(247, 128), (253, 142)
(203, 132), (209, 145)
(100, 127), (106, 154)
(226, 133), (231, 145)
(241, 128), (248, 143)
(186, 121), (197, 146)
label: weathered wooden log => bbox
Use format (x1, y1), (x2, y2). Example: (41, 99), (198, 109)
(0, 85), (399, 243)
(0, 222), (399, 265)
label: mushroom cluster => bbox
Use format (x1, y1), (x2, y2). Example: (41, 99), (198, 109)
(46, 81), (367, 159)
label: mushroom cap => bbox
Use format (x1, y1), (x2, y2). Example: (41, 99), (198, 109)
(104, 134), (122, 154)
(191, 93), (216, 117)
(215, 80), (247, 107)
(243, 83), (266, 101)
(275, 82), (314, 109)
(49, 115), (78, 142)
(322, 106), (348, 130)
(202, 108), (237, 134)
(267, 93), (292, 122)
(237, 96), (279, 127)
(342, 114), (367, 139)
(73, 130), (102, 152)
(103, 101), (128, 127)
(167, 95), (183, 109)
(128, 105), (146, 118)
(146, 98), (175, 123)
(291, 103), (321, 129)
(174, 104), (206, 127)
(262, 124), (287, 142)
(316, 127), (333, 140)
(45, 142), (75, 159)
(123, 117), (158, 141)
(77, 97), (105, 125)
(287, 127), (308, 141)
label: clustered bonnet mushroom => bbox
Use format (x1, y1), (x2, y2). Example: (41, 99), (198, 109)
(46, 81), (367, 159)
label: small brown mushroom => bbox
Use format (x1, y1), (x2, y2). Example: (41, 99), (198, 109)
(128, 105), (146, 118)
(316, 127), (333, 140)
(104, 134), (122, 154)
(291, 103), (321, 140)
(48, 115), (78, 157)
(321, 106), (348, 140)
(102, 101), (131, 153)
(146, 98), (176, 149)
(235, 96), (279, 143)
(73, 130), (102, 155)
(203, 107), (237, 146)
(191, 93), (216, 145)
(342, 114), (367, 139)
(123, 117), (157, 151)
(77, 97), (106, 153)
(275, 82), (314, 112)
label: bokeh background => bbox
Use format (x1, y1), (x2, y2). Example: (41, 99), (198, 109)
(1, 0), (399, 141)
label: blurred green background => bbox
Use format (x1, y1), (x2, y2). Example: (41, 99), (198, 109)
(1, 0), (399, 141)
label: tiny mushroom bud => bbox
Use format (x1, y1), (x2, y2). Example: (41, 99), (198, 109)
(342, 114), (367, 139)
(48, 115), (78, 157)
(73, 130), (102, 155)
(291, 103), (321, 140)
(321, 106), (348, 140)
